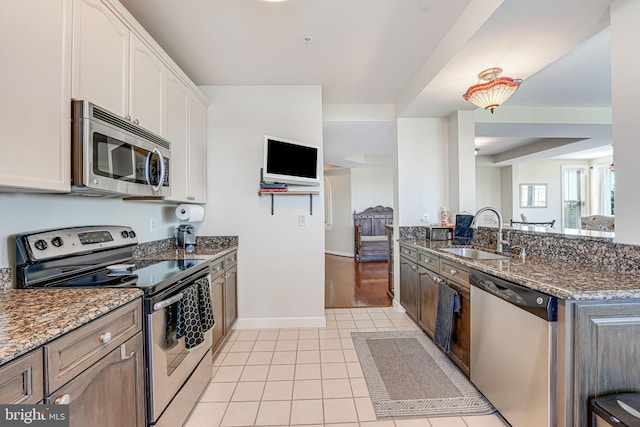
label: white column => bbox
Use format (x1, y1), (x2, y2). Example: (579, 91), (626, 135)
(448, 111), (476, 215)
(611, 0), (640, 244)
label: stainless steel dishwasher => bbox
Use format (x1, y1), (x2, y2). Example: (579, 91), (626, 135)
(469, 269), (558, 427)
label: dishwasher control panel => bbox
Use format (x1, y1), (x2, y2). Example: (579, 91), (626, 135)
(469, 269), (558, 321)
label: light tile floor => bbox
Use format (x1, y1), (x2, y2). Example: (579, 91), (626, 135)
(185, 307), (508, 427)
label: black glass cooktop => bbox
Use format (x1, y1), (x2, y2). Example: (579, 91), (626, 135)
(39, 258), (209, 295)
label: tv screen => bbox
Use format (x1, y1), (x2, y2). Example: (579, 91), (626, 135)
(263, 136), (319, 186)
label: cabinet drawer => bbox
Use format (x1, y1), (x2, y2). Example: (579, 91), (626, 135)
(45, 299), (142, 393)
(0, 349), (43, 404)
(417, 250), (439, 272)
(210, 257), (224, 279)
(399, 244), (418, 262)
(223, 250), (237, 269)
(439, 260), (469, 287)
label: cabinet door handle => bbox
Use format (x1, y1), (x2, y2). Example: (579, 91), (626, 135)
(120, 343), (134, 360)
(54, 394), (71, 405)
(411, 265), (417, 271)
(133, 118), (139, 125)
(99, 332), (112, 344)
(125, 115), (131, 121)
(450, 269), (457, 276)
(424, 258), (430, 263)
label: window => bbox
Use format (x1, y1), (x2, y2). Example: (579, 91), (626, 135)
(519, 184), (547, 208)
(562, 166), (587, 229)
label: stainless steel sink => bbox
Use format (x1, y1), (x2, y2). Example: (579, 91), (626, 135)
(439, 247), (509, 260)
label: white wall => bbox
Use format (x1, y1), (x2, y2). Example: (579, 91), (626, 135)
(475, 167), (501, 211)
(0, 193), (178, 268)
(515, 160), (566, 225)
(199, 85), (325, 329)
(396, 118), (449, 225)
(351, 168), (394, 213)
(324, 168), (353, 256)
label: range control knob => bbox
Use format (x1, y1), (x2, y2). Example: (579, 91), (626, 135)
(51, 237), (64, 247)
(121, 230), (129, 239)
(128, 230), (136, 238)
(34, 239), (48, 251)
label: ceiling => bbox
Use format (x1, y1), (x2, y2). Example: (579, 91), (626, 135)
(119, 0), (614, 167)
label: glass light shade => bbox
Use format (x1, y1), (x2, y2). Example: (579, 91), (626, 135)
(463, 68), (522, 113)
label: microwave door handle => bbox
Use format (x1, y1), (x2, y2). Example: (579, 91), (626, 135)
(145, 147), (165, 193)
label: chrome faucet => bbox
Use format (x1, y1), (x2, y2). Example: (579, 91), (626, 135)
(470, 207), (508, 252)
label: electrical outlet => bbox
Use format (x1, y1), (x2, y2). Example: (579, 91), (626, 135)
(298, 215), (306, 227)
(149, 218), (156, 232)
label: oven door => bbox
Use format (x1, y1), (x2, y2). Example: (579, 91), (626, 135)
(146, 273), (212, 424)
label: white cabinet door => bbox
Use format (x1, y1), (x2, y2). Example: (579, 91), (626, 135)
(71, 0), (129, 117)
(129, 34), (164, 135)
(164, 72), (190, 202)
(188, 96), (208, 203)
(0, 0), (71, 192)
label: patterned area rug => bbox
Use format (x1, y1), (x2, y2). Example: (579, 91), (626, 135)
(352, 331), (494, 418)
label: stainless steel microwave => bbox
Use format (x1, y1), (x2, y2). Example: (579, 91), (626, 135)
(71, 100), (171, 197)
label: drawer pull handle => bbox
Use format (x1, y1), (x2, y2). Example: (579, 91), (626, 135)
(54, 394), (71, 405)
(450, 269), (457, 276)
(99, 332), (112, 344)
(120, 344), (134, 360)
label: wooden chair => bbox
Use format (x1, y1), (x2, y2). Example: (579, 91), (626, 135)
(354, 206), (393, 261)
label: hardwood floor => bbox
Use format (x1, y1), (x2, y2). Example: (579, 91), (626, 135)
(325, 254), (392, 308)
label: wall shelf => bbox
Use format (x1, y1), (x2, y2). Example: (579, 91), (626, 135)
(258, 190), (320, 215)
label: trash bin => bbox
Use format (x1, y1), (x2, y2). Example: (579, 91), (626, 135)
(591, 393), (640, 426)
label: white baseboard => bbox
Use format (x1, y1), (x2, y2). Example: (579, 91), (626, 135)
(234, 316), (327, 330)
(325, 250), (354, 258)
(393, 299), (406, 312)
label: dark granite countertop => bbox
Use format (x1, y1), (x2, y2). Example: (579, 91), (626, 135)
(135, 245), (237, 262)
(0, 288), (142, 365)
(399, 239), (640, 300)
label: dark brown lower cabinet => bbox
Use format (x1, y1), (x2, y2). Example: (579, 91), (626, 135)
(399, 256), (418, 321)
(448, 282), (470, 377)
(418, 267), (438, 338)
(211, 272), (225, 352)
(224, 265), (238, 332)
(46, 332), (145, 427)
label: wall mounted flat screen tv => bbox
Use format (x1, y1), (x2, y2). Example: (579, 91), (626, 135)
(262, 135), (320, 186)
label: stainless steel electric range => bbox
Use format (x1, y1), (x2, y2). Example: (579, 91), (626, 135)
(14, 225), (213, 427)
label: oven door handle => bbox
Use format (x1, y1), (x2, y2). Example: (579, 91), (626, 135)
(153, 292), (184, 311)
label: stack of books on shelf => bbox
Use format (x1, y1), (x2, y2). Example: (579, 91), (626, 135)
(259, 182), (288, 193)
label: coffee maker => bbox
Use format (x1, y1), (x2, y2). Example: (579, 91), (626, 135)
(176, 224), (196, 251)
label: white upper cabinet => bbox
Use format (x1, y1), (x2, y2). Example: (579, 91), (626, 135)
(164, 69), (208, 204)
(164, 72), (190, 202)
(1, 0), (208, 195)
(0, 0), (71, 192)
(72, 0), (164, 135)
(129, 34), (165, 135)
(188, 95), (207, 203)
(72, 0), (129, 117)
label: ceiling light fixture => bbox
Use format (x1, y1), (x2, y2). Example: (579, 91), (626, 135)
(463, 67), (522, 114)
